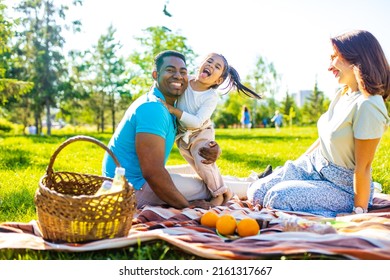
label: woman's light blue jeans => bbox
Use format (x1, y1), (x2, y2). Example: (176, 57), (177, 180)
(247, 148), (374, 217)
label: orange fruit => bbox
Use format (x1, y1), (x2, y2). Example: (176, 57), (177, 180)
(236, 218), (260, 237)
(200, 211), (219, 228)
(216, 214), (237, 235)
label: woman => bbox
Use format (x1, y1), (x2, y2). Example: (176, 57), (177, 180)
(247, 30), (390, 217)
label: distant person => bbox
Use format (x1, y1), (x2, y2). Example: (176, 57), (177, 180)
(160, 53), (262, 206)
(102, 50), (220, 210)
(28, 125), (37, 135)
(241, 105), (252, 129)
(262, 117), (268, 128)
(247, 30), (390, 217)
(271, 110), (282, 131)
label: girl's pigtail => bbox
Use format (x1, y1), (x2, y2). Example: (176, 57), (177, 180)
(228, 66), (262, 99)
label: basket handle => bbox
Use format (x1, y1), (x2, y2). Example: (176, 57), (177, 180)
(46, 135), (122, 178)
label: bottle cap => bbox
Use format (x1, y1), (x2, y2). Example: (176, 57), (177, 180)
(115, 167), (125, 176)
(101, 180), (112, 190)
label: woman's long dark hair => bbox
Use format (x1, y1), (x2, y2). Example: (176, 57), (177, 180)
(331, 30), (390, 101)
(210, 53), (262, 99)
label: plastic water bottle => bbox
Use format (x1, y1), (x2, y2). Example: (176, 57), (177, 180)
(111, 167), (126, 193)
(276, 211), (337, 234)
(96, 167), (125, 195)
(95, 180), (113, 196)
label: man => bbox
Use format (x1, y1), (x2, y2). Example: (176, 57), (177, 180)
(102, 50), (219, 209)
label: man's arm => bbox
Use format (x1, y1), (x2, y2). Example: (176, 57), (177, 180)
(136, 132), (191, 208)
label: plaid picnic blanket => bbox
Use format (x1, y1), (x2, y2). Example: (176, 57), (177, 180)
(1, 193), (390, 260)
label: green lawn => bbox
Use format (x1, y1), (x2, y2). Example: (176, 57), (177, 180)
(0, 126), (389, 259)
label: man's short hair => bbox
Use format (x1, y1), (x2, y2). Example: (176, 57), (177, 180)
(154, 50), (186, 72)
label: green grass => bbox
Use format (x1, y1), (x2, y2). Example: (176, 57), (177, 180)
(0, 126), (389, 259)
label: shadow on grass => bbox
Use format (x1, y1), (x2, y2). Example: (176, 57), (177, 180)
(221, 150), (286, 170)
(216, 132), (312, 142)
(168, 146), (286, 171)
(0, 242), (348, 260)
(0, 134), (113, 171)
(0, 133), (112, 145)
(0, 134), (66, 144)
(0, 147), (34, 170)
(0, 240), (204, 260)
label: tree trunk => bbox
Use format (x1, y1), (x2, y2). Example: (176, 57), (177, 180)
(34, 113), (39, 135)
(111, 107), (115, 133)
(100, 110), (104, 133)
(46, 97), (51, 135)
(100, 92), (105, 133)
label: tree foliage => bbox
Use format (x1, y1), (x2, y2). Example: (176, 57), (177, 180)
(1, 2), (332, 133)
(80, 25), (131, 132)
(280, 90), (300, 126)
(0, 1), (33, 107)
(301, 80), (330, 125)
(11, 0), (82, 135)
(213, 55), (281, 128)
(245, 56), (280, 125)
(128, 26), (197, 98)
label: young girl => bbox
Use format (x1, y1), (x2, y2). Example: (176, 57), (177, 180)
(161, 53), (262, 206)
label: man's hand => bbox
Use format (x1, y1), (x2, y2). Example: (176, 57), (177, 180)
(188, 199), (213, 209)
(198, 141), (221, 164)
(222, 189), (233, 204)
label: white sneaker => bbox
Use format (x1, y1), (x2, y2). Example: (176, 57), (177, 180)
(248, 171), (259, 181)
(373, 182), (382, 193)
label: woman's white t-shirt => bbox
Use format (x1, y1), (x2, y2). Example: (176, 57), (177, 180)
(317, 89), (389, 169)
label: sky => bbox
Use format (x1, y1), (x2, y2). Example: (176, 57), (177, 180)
(6, 0), (390, 99)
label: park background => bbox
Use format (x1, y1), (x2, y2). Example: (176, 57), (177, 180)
(0, 0), (389, 260)
(1, 0), (390, 135)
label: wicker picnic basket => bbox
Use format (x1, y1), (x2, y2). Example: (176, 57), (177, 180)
(34, 135), (137, 243)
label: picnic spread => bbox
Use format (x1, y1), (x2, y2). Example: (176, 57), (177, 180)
(1, 193), (390, 260)
(1, 135), (389, 260)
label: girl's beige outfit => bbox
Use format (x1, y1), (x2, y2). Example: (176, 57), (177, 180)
(175, 79), (227, 197)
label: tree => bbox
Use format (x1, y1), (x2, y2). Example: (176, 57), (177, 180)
(128, 26), (197, 97)
(245, 55), (280, 126)
(280, 90), (300, 126)
(0, 1), (33, 107)
(13, 0), (82, 135)
(55, 49), (90, 127)
(212, 109), (237, 128)
(301, 80), (329, 125)
(87, 25), (131, 132)
(62, 25), (136, 133)
(212, 55), (281, 128)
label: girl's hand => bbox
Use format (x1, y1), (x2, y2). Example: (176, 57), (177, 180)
(157, 97), (168, 109)
(157, 97), (183, 119)
(157, 97), (174, 112)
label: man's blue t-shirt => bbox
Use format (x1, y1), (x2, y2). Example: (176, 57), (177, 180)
(102, 87), (177, 190)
